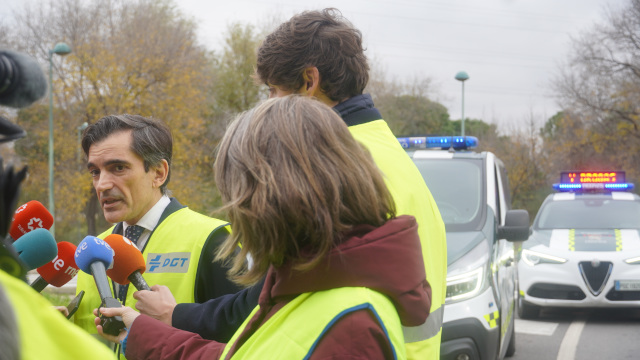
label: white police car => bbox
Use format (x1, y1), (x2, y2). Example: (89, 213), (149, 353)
(518, 171), (640, 318)
(399, 136), (530, 360)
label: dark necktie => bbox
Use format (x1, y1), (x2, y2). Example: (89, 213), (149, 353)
(118, 225), (145, 302)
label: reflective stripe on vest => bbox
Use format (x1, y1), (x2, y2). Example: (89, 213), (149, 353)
(349, 120), (447, 357)
(220, 287), (406, 360)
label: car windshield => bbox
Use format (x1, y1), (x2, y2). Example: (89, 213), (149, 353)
(536, 197), (640, 229)
(413, 158), (485, 231)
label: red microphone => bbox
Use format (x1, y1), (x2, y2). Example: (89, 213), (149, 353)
(10, 200), (54, 241)
(31, 241), (79, 292)
(103, 234), (151, 291)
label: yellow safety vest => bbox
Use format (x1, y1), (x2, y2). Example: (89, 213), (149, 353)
(0, 270), (116, 360)
(349, 120), (447, 359)
(220, 287), (406, 359)
(75, 207), (228, 358)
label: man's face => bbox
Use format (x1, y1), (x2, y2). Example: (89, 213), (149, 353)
(87, 130), (161, 224)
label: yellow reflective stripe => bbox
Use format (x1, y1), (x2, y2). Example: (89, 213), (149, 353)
(615, 229), (622, 251)
(569, 229), (575, 251)
(501, 303), (514, 337)
(402, 305), (444, 343)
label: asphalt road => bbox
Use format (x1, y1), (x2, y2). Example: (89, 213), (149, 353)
(511, 308), (640, 360)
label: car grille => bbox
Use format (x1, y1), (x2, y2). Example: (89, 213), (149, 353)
(579, 261), (613, 296)
(527, 283), (586, 300)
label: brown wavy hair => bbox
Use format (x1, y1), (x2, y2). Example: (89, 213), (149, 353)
(255, 8), (369, 102)
(214, 96), (395, 285)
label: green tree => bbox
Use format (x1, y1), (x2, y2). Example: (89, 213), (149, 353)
(367, 69), (451, 135)
(378, 95), (452, 136)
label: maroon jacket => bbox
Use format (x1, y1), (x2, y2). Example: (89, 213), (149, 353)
(126, 215), (431, 360)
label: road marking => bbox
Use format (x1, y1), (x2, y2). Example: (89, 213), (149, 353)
(515, 319), (558, 336)
(556, 315), (588, 360)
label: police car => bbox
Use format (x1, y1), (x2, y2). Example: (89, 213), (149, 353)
(518, 171), (640, 319)
(399, 136), (530, 360)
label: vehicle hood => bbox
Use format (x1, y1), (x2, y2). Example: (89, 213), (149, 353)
(526, 228), (640, 252)
(446, 230), (486, 265)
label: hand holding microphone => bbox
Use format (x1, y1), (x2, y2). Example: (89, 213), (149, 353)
(75, 236), (125, 336)
(103, 234), (150, 291)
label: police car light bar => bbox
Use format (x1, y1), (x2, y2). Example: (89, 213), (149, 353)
(552, 171), (634, 192)
(397, 136), (478, 150)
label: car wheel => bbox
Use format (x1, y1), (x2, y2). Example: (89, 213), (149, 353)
(505, 322), (516, 357)
(518, 296), (540, 319)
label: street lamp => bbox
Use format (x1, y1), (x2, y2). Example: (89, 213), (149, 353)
(455, 71), (469, 137)
(48, 42), (71, 235)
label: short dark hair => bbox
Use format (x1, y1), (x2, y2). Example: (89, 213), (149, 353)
(255, 8), (369, 102)
(81, 114), (173, 194)
(215, 96), (395, 285)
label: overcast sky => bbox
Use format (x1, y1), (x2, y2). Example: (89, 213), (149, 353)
(4, 0), (620, 131)
(174, 0), (619, 131)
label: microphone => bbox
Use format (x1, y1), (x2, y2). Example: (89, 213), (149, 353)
(103, 234), (151, 291)
(12, 228), (57, 270)
(31, 241), (79, 292)
(0, 49), (47, 109)
(75, 235), (125, 336)
(9, 200), (54, 241)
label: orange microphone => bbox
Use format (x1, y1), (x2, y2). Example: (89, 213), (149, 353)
(103, 234), (150, 291)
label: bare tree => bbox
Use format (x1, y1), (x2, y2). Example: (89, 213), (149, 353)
(554, 0), (640, 137)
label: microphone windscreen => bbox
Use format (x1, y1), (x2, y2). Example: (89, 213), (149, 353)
(0, 49), (48, 108)
(103, 234), (145, 285)
(36, 241), (79, 287)
(12, 228), (57, 270)
(74, 236), (114, 275)
(10, 200), (54, 241)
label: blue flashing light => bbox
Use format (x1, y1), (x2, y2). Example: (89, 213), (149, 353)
(553, 183), (583, 191)
(605, 183), (634, 190)
(397, 136), (478, 150)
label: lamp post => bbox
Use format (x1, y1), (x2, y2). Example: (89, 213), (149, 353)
(455, 71), (469, 137)
(48, 42), (71, 235)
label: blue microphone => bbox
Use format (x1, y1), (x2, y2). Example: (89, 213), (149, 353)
(75, 235), (125, 336)
(12, 228), (57, 270)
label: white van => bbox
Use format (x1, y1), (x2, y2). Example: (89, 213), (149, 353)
(399, 136), (530, 360)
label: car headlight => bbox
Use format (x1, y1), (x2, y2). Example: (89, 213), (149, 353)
(521, 249), (567, 266)
(624, 256), (640, 264)
(446, 266), (484, 303)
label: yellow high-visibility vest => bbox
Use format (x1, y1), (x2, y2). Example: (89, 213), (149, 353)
(75, 207), (228, 359)
(349, 120), (447, 359)
(1, 270), (116, 360)
(221, 287), (406, 359)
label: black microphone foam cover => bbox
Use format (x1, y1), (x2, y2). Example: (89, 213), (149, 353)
(0, 49), (47, 109)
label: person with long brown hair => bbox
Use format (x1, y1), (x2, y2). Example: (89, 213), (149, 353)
(96, 95), (430, 359)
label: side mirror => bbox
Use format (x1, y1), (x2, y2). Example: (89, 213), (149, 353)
(498, 209), (530, 242)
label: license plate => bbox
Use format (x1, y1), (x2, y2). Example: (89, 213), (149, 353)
(615, 280), (640, 291)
